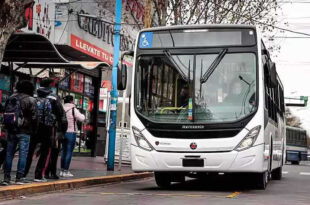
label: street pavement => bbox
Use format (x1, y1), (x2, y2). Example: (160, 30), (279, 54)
(2, 162), (310, 205)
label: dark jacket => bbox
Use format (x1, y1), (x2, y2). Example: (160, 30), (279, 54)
(37, 87), (68, 134)
(6, 93), (38, 135)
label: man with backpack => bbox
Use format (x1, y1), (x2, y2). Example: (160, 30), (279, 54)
(38, 78), (67, 180)
(2, 80), (38, 185)
(24, 83), (55, 181)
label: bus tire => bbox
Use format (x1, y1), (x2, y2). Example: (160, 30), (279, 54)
(292, 161), (300, 165)
(272, 166), (282, 180)
(255, 171), (268, 190)
(155, 172), (171, 189)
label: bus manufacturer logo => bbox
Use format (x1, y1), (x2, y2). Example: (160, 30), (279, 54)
(190, 142), (197, 150)
(182, 125), (205, 129)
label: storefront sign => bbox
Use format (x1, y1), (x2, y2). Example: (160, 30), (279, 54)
(71, 34), (114, 65)
(77, 11), (135, 51)
(22, 0), (136, 69)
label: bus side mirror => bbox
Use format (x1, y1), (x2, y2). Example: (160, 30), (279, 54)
(117, 64), (127, 90)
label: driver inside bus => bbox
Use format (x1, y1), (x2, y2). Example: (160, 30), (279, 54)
(223, 79), (244, 104)
(177, 85), (189, 107)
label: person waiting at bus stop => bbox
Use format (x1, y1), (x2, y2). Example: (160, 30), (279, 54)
(40, 78), (68, 180)
(2, 80), (38, 185)
(61, 95), (85, 177)
(24, 82), (57, 182)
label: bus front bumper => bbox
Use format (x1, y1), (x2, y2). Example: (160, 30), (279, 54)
(131, 144), (265, 173)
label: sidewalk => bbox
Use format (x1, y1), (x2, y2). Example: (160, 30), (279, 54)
(24, 156), (132, 179)
(0, 156), (152, 200)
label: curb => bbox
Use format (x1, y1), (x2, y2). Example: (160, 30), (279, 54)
(0, 172), (153, 200)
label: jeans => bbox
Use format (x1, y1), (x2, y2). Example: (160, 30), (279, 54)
(4, 134), (30, 180)
(61, 133), (76, 170)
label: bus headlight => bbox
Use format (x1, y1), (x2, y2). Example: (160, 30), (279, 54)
(132, 126), (154, 151)
(235, 126), (261, 151)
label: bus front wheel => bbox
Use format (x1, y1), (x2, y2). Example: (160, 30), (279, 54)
(155, 172), (171, 189)
(255, 171), (268, 190)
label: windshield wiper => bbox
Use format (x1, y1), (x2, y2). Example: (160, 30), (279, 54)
(164, 49), (188, 81)
(200, 48), (228, 84)
(239, 75), (250, 85)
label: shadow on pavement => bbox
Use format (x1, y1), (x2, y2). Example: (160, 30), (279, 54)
(140, 174), (263, 192)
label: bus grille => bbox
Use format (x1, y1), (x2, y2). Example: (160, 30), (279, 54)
(147, 128), (242, 139)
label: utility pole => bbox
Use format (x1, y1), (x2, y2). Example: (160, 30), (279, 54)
(107, 0), (122, 171)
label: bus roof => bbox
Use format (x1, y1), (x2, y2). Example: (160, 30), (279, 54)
(139, 24), (257, 33)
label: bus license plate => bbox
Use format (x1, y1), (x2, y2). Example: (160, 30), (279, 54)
(182, 159), (204, 167)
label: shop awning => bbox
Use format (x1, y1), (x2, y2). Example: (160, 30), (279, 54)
(3, 33), (69, 63)
(2, 33), (111, 77)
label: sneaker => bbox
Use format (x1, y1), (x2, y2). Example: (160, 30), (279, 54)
(1, 179), (11, 186)
(33, 178), (47, 182)
(15, 178), (29, 185)
(63, 171), (74, 178)
(59, 170), (64, 177)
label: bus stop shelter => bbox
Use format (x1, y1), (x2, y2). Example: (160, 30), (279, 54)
(1, 33), (111, 157)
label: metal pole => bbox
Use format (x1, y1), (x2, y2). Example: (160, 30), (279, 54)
(118, 88), (127, 170)
(107, 0), (122, 171)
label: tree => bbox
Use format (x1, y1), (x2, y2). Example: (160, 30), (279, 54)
(0, 0), (34, 69)
(150, 0), (283, 54)
(286, 108), (302, 128)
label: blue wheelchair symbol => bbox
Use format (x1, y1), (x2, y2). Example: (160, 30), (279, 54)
(139, 32), (153, 48)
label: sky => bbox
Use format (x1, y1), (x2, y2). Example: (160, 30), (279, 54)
(274, 0), (310, 132)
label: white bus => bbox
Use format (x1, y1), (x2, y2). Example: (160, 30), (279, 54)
(121, 25), (286, 189)
(286, 126), (307, 165)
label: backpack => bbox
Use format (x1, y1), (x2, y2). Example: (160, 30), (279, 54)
(36, 97), (54, 127)
(3, 95), (25, 132)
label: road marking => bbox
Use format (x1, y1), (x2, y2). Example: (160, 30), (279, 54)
(300, 172), (310, 176)
(100, 192), (227, 198)
(282, 171), (288, 174)
(226, 192), (241, 198)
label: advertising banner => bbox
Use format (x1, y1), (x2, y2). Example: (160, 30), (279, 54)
(23, 0), (55, 42)
(71, 73), (84, 93)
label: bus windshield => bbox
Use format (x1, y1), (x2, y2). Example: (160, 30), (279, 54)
(135, 52), (257, 123)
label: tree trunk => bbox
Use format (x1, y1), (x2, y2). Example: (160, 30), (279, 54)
(0, 28), (14, 70)
(0, 0), (34, 70)
(161, 0), (168, 26)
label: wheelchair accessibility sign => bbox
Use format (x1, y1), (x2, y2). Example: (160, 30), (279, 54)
(139, 32), (153, 48)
